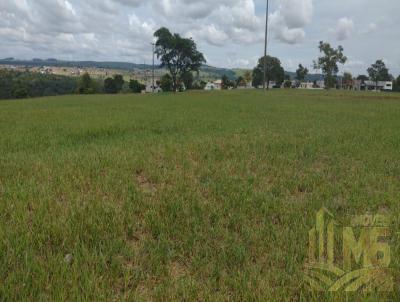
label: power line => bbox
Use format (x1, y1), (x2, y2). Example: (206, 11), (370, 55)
(263, 0), (269, 92)
(151, 43), (155, 93)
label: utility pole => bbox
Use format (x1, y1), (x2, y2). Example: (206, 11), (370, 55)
(263, 0), (269, 91)
(151, 43), (155, 93)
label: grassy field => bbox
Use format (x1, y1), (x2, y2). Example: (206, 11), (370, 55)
(0, 90), (399, 301)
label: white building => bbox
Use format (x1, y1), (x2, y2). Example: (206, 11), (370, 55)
(257, 81), (277, 89)
(204, 79), (222, 90)
(299, 82), (314, 89)
(145, 84), (162, 93)
(316, 80), (325, 89)
(364, 80), (393, 91)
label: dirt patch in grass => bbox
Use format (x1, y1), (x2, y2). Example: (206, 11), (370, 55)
(169, 261), (189, 280)
(135, 171), (157, 195)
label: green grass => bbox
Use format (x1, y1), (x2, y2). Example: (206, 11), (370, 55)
(0, 90), (399, 301)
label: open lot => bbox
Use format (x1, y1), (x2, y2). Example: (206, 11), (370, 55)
(0, 90), (399, 300)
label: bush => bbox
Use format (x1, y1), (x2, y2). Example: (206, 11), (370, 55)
(104, 78), (118, 94)
(77, 73), (96, 94)
(283, 80), (292, 88)
(113, 74), (124, 92)
(129, 79), (145, 93)
(160, 74), (173, 92)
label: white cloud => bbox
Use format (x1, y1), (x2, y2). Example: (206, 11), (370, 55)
(269, 0), (313, 44)
(333, 17), (355, 41)
(0, 0), (399, 76)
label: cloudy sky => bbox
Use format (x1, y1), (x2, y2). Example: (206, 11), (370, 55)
(1, 0), (399, 75)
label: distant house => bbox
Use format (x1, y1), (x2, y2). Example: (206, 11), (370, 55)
(299, 82), (314, 89)
(145, 84), (162, 93)
(364, 80), (393, 91)
(204, 79), (222, 90)
(315, 80), (325, 89)
(257, 81), (277, 89)
(237, 81), (253, 89)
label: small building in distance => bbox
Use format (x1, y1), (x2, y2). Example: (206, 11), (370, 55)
(364, 80), (393, 91)
(299, 82), (314, 89)
(145, 84), (162, 93)
(204, 79), (222, 90)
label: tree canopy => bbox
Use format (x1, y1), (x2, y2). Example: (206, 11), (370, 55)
(394, 76), (400, 92)
(154, 27), (206, 92)
(160, 74), (173, 92)
(0, 69), (78, 100)
(296, 64), (309, 82)
(104, 77), (118, 94)
(129, 79), (145, 93)
(367, 60), (391, 88)
(314, 41), (347, 89)
(252, 55), (285, 88)
(77, 73), (97, 94)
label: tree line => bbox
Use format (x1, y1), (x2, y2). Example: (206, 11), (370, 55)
(0, 69), (77, 99)
(0, 69), (150, 100)
(1, 28), (399, 100)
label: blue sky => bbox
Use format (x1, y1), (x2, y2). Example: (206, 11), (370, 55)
(1, 0), (399, 76)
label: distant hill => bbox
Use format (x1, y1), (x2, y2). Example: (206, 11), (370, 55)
(0, 59), (153, 70)
(0, 59), (237, 80)
(0, 58), (323, 81)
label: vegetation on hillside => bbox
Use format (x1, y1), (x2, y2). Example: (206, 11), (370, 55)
(0, 69), (77, 99)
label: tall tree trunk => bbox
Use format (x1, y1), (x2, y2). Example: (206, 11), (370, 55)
(172, 74), (177, 93)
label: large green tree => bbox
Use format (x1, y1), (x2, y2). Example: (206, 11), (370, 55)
(154, 27), (206, 92)
(296, 64), (309, 82)
(367, 60), (391, 90)
(393, 75), (400, 92)
(252, 55), (284, 89)
(314, 41), (347, 89)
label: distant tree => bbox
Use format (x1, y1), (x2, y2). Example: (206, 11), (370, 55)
(367, 60), (391, 90)
(243, 71), (252, 86)
(129, 79), (145, 93)
(357, 75), (369, 82)
(236, 76), (246, 88)
(296, 64), (309, 82)
(221, 75), (234, 89)
(113, 74), (124, 92)
(252, 55), (285, 89)
(192, 80), (207, 90)
(314, 41), (347, 89)
(154, 27), (206, 92)
(180, 71), (194, 90)
(12, 85), (29, 99)
(160, 74), (173, 92)
(393, 75), (400, 92)
(104, 77), (118, 94)
(343, 72), (353, 89)
(77, 72), (95, 94)
(283, 80), (292, 89)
